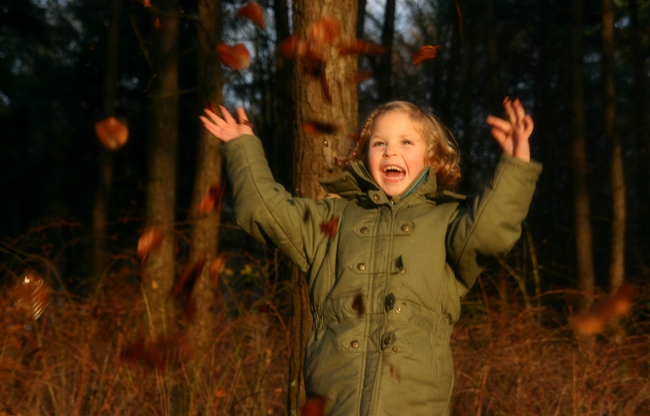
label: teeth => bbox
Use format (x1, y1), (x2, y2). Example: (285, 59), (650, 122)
(383, 166), (404, 173)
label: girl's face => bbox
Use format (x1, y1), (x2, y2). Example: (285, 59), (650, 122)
(366, 110), (428, 197)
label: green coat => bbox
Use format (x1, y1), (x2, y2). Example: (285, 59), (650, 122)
(223, 135), (542, 416)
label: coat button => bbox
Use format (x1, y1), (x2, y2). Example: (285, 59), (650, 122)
(341, 176), (347, 182)
(350, 340), (359, 348)
(384, 293), (395, 311)
(383, 336), (393, 346)
(395, 306), (403, 313)
(360, 226), (368, 234)
(372, 194), (380, 201)
(401, 223), (410, 232)
(392, 347), (398, 353)
(357, 262), (366, 271)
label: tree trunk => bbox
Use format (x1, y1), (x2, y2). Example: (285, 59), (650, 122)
(186, 0), (222, 357)
(483, 0), (502, 114)
(288, 2), (359, 414)
(602, 0), (626, 291)
(569, 0), (595, 309)
(91, 0), (121, 295)
(144, 0), (180, 336)
(376, 0), (395, 103)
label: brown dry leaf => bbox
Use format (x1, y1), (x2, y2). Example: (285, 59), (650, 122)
(349, 70), (372, 84)
(216, 42), (251, 70)
(13, 272), (49, 320)
(279, 34), (308, 58)
(338, 40), (385, 55)
(137, 227), (163, 262)
(197, 182), (225, 213)
(302, 121), (341, 135)
(301, 395), (327, 416)
(143, 0), (151, 7)
(411, 45), (440, 65)
(570, 283), (636, 336)
(319, 216), (339, 239)
(215, 389), (228, 398)
(121, 334), (193, 370)
(309, 17), (340, 47)
(154, 17), (163, 31)
(209, 253), (225, 286)
(236, 2), (265, 29)
(172, 255), (206, 322)
(95, 117), (129, 151)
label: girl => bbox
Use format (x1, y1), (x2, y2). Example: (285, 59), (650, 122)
(200, 98), (541, 416)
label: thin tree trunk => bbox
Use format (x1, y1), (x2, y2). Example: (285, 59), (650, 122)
(91, 0), (121, 294)
(187, 0), (222, 356)
(377, 0), (395, 103)
(288, 2), (359, 414)
(484, 0), (502, 114)
(144, 0), (180, 335)
(602, 0), (626, 291)
(569, 0), (595, 309)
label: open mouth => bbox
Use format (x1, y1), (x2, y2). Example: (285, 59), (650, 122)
(382, 165), (405, 182)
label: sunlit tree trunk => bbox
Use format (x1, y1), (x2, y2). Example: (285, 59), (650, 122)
(569, 0), (595, 309)
(144, 0), (180, 336)
(91, 0), (121, 295)
(602, 0), (626, 291)
(186, 0), (222, 357)
(288, 2), (359, 414)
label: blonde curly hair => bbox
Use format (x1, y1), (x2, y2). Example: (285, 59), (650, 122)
(354, 101), (461, 192)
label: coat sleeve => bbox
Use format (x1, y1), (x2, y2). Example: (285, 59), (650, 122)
(221, 134), (332, 273)
(446, 153), (542, 295)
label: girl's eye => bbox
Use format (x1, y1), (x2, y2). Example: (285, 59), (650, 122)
(372, 141), (385, 147)
(402, 140), (413, 145)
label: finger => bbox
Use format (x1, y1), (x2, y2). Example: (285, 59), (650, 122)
(204, 109), (225, 126)
(220, 105), (237, 125)
(523, 114), (534, 136)
(237, 107), (252, 127)
(486, 115), (512, 132)
(513, 99), (527, 125)
(503, 97), (517, 125)
(491, 128), (514, 155)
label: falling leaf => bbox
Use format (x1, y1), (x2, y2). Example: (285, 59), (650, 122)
(279, 34), (308, 58)
(390, 364), (401, 381)
(309, 17), (340, 48)
(209, 253), (225, 286)
(349, 70), (372, 84)
(319, 216), (339, 239)
(215, 389), (228, 398)
(570, 283), (636, 336)
(338, 40), (385, 55)
(13, 272), (49, 320)
(172, 255), (206, 321)
(352, 293), (365, 317)
(154, 17), (163, 31)
(95, 117), (129, 151)
(197, 182), (225, 213)
(143, 0), (151, 7)
(216, 43), (251, 70)
(137, 227), (163, 262)
(258, 304), (270, 314)
(236, 2), (265, 29)
(300, 395), (326, 416)
(302, 121), (341, 135)
(411, 45), (440, 65)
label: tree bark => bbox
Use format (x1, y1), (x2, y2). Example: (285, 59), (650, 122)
(144, 0), (180, 335)
(569, 0), (595, 309)
(288, 2), (359, 414)
(602, 0), (626, 291)
(483, 0), (502, 114)
(376, 0), (395, 103)
(91, 0), (121, 294)
(186, 0), (223, 356)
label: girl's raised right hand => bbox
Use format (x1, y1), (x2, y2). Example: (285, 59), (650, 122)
(200, 105), (253, 143)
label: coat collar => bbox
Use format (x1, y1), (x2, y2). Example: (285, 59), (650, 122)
(319, 161), (447, 205)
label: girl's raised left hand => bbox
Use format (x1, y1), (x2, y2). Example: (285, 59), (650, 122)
(486, 97), (534, 162)
(200, 105), (253, 143)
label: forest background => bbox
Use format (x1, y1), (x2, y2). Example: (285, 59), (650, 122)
(1, 0), (650, 414)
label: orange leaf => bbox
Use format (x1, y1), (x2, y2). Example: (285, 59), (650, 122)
(280, 34), (308, 58)
(309, 17), (340, 47)
(319, 216), (339, 239)
(338, 40), (385, 55)
(154, 17), (163, 31)
(411, 45), (440, 65)
(172, 255), (206, 322)
(300, 395), (326, 416)
(197, 182), (225, 213)
(95, 117), (129, 151)
(137, 227), (163, 261)
(349, 70), (372, 84)
(302, 121), (341, 135)
(121, 334), (193, 370)
(143, 0), (151, 7)
(570, 283), (636, 336)
(216, 42), (251, 70)
(209, 253), (225, 286)
(236, 1), (265, 29)
(13, 272), (50, 320)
